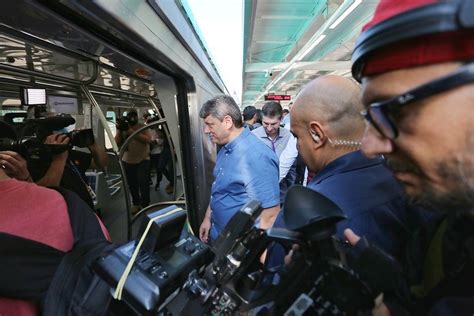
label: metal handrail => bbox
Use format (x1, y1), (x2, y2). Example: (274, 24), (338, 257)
(147, 97), (179, 201)
(117, 119), (167, 159)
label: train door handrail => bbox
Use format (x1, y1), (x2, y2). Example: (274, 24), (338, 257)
(147, 97), (180, 202)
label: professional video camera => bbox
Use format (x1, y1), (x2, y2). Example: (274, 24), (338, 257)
(0, 110), (95, 161)
(23, 110), (94, 148)
(116, 117), (130, 132)
(95, 186), (387, 315)
(117, 110), (141, 131)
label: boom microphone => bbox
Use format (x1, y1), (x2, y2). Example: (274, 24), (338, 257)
(27, 114), (76, 130)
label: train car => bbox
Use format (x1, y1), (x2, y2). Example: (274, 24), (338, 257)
(0, 0), (226, 243)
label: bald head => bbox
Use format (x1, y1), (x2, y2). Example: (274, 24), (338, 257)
(293, 75), (364, 139)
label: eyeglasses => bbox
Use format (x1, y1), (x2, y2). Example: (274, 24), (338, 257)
(361, 62), (474, 139)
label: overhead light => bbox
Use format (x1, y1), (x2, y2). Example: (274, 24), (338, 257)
(297, 35), (327, 61)
(329, 0), (362, 29)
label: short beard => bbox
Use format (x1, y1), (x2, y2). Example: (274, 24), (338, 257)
(401, 157), (474, 217)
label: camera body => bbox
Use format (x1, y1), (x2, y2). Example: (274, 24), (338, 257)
(116, 117), (130, 132)
(0, 137), (45, 160)
(1, 112), (95, 162)
(66, 129), (95, 148)
(94, 206), (213, 315)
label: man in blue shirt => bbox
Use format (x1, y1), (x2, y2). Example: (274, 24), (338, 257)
(283, 75), (417, 259)
(198, 95), (280, 242)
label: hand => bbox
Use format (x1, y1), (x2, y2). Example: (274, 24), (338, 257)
(0, 151), (31, 181)
(199, 217), (211, 243)
(372, 294), (390, 316)
(344, 230), (391, 316)
(344, 228), (361, 246)
(45, 133), (70, 146)
(45, 133), (70, 160)
(284, 244), (300, 266)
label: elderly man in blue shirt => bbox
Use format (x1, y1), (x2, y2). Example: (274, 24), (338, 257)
(198, 95), (280, 243)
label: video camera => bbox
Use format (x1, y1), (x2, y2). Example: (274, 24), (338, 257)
(117, 110), (141, 132)
(24, 112), (94, 148)
(95, 186), (386, 315)
(116, 117), (130, 132)
(0, 111), (95, 160)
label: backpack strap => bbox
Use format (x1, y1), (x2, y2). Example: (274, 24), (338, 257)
(42, 188), (115, 316)
(43, 240), (116, 316)
(0, 232), (63, 301)
(0, 187), (107, 302)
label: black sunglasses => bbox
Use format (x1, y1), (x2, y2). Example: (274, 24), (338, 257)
(361, 61), (474, 139)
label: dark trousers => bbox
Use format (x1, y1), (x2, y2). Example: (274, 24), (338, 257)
(123, 160), (150, 207)
(150, 153), (162, 186)
(157, 147), (173, 185)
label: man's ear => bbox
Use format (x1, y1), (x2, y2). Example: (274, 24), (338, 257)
(309, 122), (325, 147)
(223, 115), (234, 129)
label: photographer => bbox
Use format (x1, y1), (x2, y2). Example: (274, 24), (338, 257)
(0, 120), (110, 316)
(344, 0), (474, 314)
(1, 119), (108, 210)
(31, 130), (108, 210)
(115, 110), (152, 211)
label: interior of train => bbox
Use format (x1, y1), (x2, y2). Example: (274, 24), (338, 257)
(0, 27), (185, 243)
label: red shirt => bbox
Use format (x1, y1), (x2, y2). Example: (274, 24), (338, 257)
(0, 179), (108, 316)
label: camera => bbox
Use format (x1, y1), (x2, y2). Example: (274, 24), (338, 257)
(66, 129), (95, 148)
(95, 186), (384, 315)
(94, 206), (213, 314)
(0, 136), (45, 160)
(116, 117), (130, 132)
(117, 111), (139, 132)
(1, 112), (96, 160)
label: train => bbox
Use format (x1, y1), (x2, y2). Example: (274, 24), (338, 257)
(0, 0), (226, 243)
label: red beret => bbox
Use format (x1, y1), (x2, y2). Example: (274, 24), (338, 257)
(354, 0), (474, 78)
(363, 0), (437, 32)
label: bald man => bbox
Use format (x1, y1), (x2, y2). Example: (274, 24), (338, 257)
(285, 75), (423, 258)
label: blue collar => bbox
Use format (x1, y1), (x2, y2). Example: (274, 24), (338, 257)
(222, 128), (248, 153)
(310, 151), (384, 185)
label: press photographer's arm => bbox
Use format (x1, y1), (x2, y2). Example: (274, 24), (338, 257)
(88, 142), (108, 172)
(36, 133), (70, 186)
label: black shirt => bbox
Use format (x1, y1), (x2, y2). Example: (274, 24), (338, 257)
(28, 150), (94, 209)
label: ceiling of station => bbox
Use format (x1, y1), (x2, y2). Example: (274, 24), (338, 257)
(242, 0), (377, 108)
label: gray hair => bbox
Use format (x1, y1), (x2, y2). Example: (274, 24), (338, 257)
(199, 95), (243, 128)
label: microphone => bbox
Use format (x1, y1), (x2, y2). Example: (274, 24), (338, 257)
(27, 114), (76, 130)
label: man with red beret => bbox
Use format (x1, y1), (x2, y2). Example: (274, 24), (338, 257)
(346, 0), (474, 315)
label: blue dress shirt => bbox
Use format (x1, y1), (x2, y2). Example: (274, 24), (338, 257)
(209, 128), (280, 240)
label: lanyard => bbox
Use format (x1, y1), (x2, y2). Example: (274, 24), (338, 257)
(67, 159), (96, 200)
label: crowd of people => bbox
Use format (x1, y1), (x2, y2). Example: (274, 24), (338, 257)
(1, 0), (473, 315)
(198, 0), (474, 315)
(114, 110), (174, 213)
